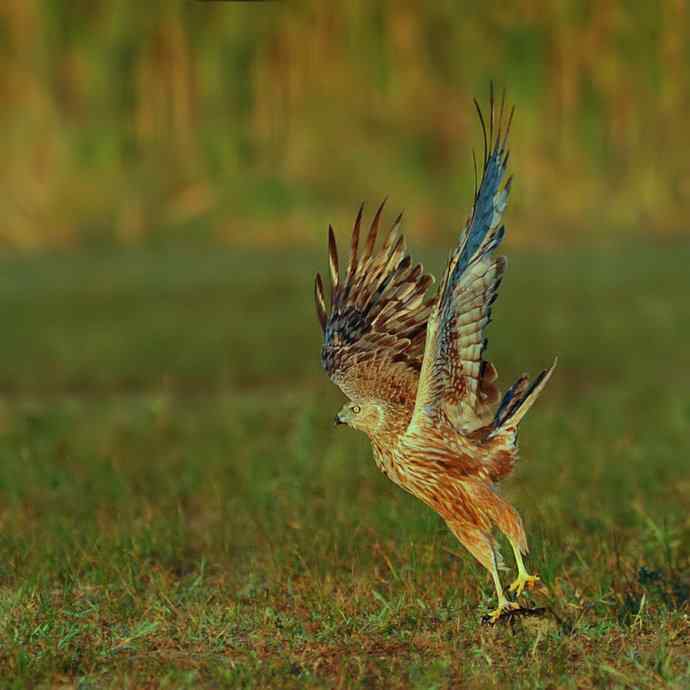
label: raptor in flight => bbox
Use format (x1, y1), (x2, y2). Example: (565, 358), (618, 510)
(315, 87), (556, 623)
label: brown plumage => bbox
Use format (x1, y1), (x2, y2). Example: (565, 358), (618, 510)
(315, 86), (556, 622)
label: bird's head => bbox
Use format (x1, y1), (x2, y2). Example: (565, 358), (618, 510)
(334, 400), (384, 435)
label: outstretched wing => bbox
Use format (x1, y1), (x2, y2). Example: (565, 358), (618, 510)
(315, 202), (435, 407)
(410, 87), (513, 434)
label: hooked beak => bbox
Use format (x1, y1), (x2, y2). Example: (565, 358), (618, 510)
(334, 413), (345, 427)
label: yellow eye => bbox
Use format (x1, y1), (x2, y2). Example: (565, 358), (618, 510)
(352, 405), (361, 414)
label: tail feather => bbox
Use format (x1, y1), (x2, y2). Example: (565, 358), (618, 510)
(492, 357), (557, 433)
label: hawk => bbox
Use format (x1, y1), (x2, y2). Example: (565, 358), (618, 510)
(314, 87), (556, 623)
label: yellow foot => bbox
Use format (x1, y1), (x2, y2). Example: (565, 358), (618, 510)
(509, 573), (540, 597)
(486, 600), (520, 625)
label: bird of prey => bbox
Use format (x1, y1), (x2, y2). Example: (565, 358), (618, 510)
(314, 87), (556, 623)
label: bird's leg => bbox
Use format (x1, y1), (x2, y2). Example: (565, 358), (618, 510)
(486, 550), (519, 624)
(508, 539), (540, 596)
(445, 520), (519, 624)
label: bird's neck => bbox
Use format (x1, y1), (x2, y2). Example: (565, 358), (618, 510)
(368, 402), (412, 477)
(372, 401), (412, 442)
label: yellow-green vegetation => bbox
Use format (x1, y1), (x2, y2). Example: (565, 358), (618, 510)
(1, 1), (689, 247)
(0, 243), (688, 688)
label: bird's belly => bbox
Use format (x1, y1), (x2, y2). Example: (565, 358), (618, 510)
(389, 445), (484, 522)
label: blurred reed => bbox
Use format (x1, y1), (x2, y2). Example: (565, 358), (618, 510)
(0, 0), (687, 248)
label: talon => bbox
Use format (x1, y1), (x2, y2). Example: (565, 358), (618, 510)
(509, 573), (540, 597)
(485, 600), (520, 625)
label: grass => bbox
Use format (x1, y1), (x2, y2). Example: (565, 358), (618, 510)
(0, 241), (688, 688)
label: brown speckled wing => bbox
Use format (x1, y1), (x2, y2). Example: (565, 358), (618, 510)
(315, 202), (436, 407)
(411, 88), (513, 433)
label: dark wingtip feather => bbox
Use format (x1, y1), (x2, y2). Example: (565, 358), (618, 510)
(489, 80), (495, 150)
(373, 197), (387, 225)
(496, 87), (506, 148)
(314, 273), (327, 332)
(347, 204), (364, 279)
(328, 225), (339, 293)
(474, 97), (488, 167)
(354, 203), (365, 239)
(502, 104), (515, 151)
(472, 148), (479, 202)
(363, 198), (387, 261)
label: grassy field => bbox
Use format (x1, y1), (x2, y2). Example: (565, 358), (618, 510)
(0, 241), (688, 688)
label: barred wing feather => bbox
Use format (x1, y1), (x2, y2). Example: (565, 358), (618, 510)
(315, 202), (436, 406)
(411, 89), (513, 434)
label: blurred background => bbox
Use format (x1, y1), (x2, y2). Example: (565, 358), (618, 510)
(1, 3), (690, 685)
(0, 0), (688, 249)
